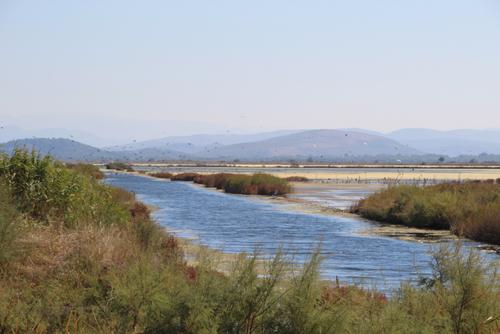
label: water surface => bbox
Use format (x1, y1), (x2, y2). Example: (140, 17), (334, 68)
(105, 172), (490, 292)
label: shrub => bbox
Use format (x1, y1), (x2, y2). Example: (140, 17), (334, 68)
(285, 176), (309, 182)
(150, 172), (174, 179)
(66, 163), (104, 179)
(353, 182), (500, 244)
(0, 180), (18, 267)
(0, 149), (130, 227)
(106, 162), (134, 172)
(170, 173), (200, 181)
(191, 173), (292, 196)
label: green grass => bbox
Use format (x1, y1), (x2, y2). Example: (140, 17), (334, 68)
(0, 151), (498, 333)
(352, 182), (500, 245)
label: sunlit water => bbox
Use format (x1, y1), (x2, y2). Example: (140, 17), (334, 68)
(104, 172), (494, 293)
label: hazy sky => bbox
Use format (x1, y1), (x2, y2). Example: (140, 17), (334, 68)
(1, 0), (499, 140)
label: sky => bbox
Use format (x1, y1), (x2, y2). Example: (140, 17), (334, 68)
(1, 0), (500, 142)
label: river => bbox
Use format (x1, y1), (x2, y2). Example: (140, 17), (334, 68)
(104, 172), (494, 293)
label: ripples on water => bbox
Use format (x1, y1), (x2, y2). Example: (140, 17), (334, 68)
(104, 173), (489, 293)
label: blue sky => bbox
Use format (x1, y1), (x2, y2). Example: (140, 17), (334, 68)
(1, 0), (499, 140)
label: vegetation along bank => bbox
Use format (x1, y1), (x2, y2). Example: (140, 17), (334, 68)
(353, 180), (500, 245)
(151, 172), (293, 196)
(0, 150), (498, 333)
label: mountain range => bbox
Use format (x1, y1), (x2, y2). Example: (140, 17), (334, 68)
(1, 128), (500, 163)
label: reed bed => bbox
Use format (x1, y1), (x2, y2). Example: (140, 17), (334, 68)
(284, 176), (310, 182)
(149, 171), (174, 179)
(105, 161), (134, 172)
(166, 172), (292, 196)
(352, 181), (500, 245)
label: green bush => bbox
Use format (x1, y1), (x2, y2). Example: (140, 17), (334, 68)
(170, 172), (200, 181)
(353, 182), (500, 244)
(0, 180), (18, 267)
(106, 162), (134, 171)
(66, 162), (104, 179)
(149, 172), (174, 179)
(0, 149), (130, 227)
(166, 172), (292, 196)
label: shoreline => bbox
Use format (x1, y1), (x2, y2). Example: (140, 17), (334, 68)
(99, 162), (500, 169)
(105, 169), (500, 254)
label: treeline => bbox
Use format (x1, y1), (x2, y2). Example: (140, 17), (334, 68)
(151, 172), (292, 196)
(352, 181), (500, 245)
(0, 150), (498, 333)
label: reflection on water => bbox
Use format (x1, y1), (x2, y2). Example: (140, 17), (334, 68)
(288, 183), (385, 210)
(104, 172), (492, 293)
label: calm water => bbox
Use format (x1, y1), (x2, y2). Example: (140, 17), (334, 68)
(104, 172), (490, 292)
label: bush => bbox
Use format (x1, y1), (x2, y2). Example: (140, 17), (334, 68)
(170, 173), (200, 181)
(150, 172), (174, 179)
(106, 162), (134, 172)
(353, 182), (500, 244)
(191, 173), (292, 196)
(66, 163), (104, 179)
(284, 176), (309, 182)
(0, 150), (130, 227)
(0, 180), (18, 267)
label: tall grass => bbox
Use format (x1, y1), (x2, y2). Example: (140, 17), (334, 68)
(352, 182), (500, 244)
(0, 150), (130, 228)
(66, 162), (104, 179)
(0, 181), (17, 267)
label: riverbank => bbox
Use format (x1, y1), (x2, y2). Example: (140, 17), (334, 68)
(109, 169), (499, 248)
(353, 182), (500, 246)
(103, 171), (500, 333)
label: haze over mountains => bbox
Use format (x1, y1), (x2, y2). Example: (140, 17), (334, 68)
(1, 127), (500, 163)
(386, 129), (500, 156)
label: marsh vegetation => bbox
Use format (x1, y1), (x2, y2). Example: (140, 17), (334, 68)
(353, 181), (500, 245)
(153, 172), (293, 196)
(0, 151), (498, 333)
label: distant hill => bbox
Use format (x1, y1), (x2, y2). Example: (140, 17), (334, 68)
(387, 128), (500, 156)
(3, 130), (500, 163)
(195, 129), (421, 161)
(106, 130), (303, 153)
(0, 138), (189, 162)
(0, 138), (114, 161)
(0, 125), (115, 147)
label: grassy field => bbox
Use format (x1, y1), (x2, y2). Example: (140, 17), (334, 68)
(352, 181), (500, 245)
(0, 150), (498, 333)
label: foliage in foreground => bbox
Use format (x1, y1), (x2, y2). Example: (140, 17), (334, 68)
(164, 172), (292, 196)
(0, 151), (498, 333)
(352, 182), (500, 245)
